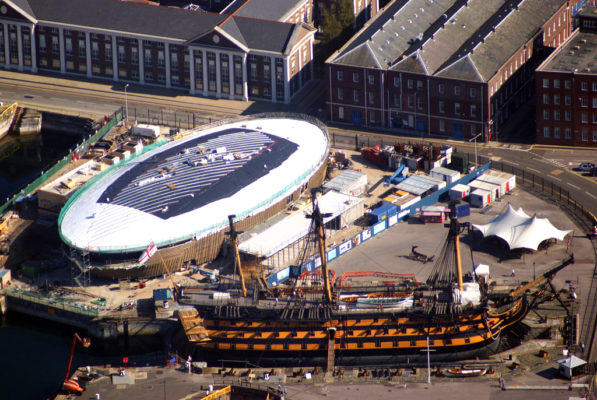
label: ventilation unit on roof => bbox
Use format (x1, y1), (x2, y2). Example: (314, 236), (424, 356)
(580, 39), (587, 44)
(408, 19), (413, 23)
(584, 68), (591, 72)
(568, 51), (575, 55)
(573, 45), (580, 50)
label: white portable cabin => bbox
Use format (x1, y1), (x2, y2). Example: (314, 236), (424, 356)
(476, 174), (508, 196)
(481, 169), (516, 192)
(469, 180), (499, 200)
(449, 183), (470, 200)
(430, 166), (460, 184)
(470, 188), (491, 208)
(132, 124), (161, 139)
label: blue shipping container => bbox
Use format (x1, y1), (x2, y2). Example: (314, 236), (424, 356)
(455, 204), (470, 218)
(369, 201), (398, 224)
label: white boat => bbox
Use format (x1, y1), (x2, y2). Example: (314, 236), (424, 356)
(0, 102), (18, 141)
(441, 367), (487, 377)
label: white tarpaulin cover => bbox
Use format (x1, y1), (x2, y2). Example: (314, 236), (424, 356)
(473, 204), (572, 251)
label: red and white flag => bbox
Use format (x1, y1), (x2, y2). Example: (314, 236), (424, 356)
(138, 241), (157, 264)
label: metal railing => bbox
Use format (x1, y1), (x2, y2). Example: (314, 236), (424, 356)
(0, 108), (124, 216)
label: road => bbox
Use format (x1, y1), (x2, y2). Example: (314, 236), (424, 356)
(1, 70), (595, 221)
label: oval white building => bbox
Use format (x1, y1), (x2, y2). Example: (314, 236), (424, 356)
(59, 115), (329, 277)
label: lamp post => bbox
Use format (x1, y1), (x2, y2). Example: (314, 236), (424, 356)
(420, 335), (435, 385)
(124, 83), (130, 126)
(469, 132), (483, 167)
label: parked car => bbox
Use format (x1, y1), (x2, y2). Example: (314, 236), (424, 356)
(589, 166), (597, 176)
(578, 162), (595, 171)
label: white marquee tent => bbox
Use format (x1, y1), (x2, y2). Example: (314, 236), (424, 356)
(473, 204), (572, 251)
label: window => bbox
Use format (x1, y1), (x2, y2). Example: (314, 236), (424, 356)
(393, 77), (399, 87)
(565, 111), (571, 121)
(338, 106), (344, 119)
(416, 80), (423, 90)
(439, 120), (445, 132)
(369, 111), (375, 123)
(353, 72), (359, 83)
(543, 110), (550, 120)
(145, 49), (152, 67)
(470, 105), (477, 117)
(565, 128), (572, 139)
(554, 95), (560, 105)
(368, 75), (374, 85)
(582, 97), (588, 107)
(438, 83), (445, 94)
(454, 85), (461, 96)
(565, 95), (571, 106)
(78, 39), (85, 58)
(408, 96), (414, 108)
(52, 36), (59, 54)
(337, 70), (343, 81)
(543, 94), (549, 104)
(407, 79), (413, 89)
(582, 112), (588, 123)
(171, 52), (179, 71)
(554, 127), (560, 138)
(593, 82), (597, 91)
(438, 101), (445, 113)
(39, 35), (46, 52)
(105, 43), (112, 62)
(131, 47), (138, 65)
(65, 38), (73, 56)
(593, 131), (597, 142)
(353, 90), (359, 102)
(543, 127), (550, 138)
(368, 92), (375, 105)
(92, 42), (99, 60)
(417, 96), (423, 110)
(582, 130), (588, 141)
(157, 50), (164, 68)
(393, 94), (399, 106)
(554, 79), (560, 89)
(593, 97), (597, 108)
(593, 113), (597, 123)
(250, 63), (257, 82)
(542, 78), (549, 88)
(337, 87), (343, 100)
(469, 87), (477, 98)
(554, 111), (560, 121)
(582, 82), (589, 91)
(564, 80), (571, 89)
(454, 102), (461, 114)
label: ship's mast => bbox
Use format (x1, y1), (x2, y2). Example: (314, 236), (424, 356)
(311, 193), (333, 303)
(228, 214), (247, 297)
(453, 217), (464, 291)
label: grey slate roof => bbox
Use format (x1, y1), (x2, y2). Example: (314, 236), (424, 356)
(222, 0), (304, 22)
(538, 30), (597, 75)
(11, 0), (303, 54)
(329, 0), (568, 83)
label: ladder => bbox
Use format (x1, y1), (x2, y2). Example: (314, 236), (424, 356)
(326, 328), (336, 372)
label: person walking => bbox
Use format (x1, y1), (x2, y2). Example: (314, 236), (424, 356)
(511, 269), (515, 277)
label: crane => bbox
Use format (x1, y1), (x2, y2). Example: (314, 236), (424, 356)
(63, 332), (91, 394)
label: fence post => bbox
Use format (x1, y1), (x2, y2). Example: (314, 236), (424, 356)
(355, 134), (359, 150)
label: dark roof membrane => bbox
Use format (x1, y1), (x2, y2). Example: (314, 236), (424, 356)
(99, 128), (298, 219)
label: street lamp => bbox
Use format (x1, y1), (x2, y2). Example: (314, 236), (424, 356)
(469, 132), (483, 168)
(124, 83), (130, 126)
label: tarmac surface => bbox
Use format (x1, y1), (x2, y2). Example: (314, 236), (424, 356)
(51, 149), (597, 400)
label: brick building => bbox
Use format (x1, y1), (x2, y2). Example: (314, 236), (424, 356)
(0, 0), (316, 104)
(326, 0), (575, 141)
(535, 7), (597, 147)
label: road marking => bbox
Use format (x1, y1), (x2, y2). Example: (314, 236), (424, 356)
(551, 169), (563, 176)
(549, 176), (561, 181)
(528, 167), (541, 174)
(567, 183), (581, 190)
(586, 192), (597, 200)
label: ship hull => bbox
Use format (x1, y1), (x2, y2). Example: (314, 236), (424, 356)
(180, 297), (528, 367)
(192, 337), (501, 367)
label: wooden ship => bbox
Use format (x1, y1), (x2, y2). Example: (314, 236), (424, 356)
(178, 192), (574, 368)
